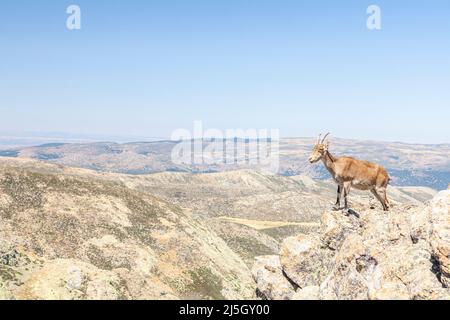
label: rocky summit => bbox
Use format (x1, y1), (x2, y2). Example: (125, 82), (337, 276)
(253, 190), (450, 300)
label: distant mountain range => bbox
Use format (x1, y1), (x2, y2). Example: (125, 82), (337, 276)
(0, 137), (448, 190)
(0, 131), (165, 149)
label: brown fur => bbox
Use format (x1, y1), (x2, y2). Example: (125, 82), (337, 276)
(309, 134), (390, 211)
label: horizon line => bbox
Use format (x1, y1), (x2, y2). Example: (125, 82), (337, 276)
(0, 131), (449, 148)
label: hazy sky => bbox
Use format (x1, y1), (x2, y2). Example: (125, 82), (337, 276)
(0, 0), (449, 143)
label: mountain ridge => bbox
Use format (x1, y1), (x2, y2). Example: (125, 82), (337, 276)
(1, 137), (448, 189)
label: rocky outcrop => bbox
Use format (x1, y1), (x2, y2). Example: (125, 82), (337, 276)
(253, 190), (450, 300)
(429, 191), (450, 287)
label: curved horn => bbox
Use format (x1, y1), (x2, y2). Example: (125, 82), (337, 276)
(316, 134), (322, 144)
(321, 132), (330, 143)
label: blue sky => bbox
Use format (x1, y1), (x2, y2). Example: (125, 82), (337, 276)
(0, 0), (449, 143)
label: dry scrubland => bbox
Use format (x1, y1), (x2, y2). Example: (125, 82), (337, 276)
(0, 156), (443, 299)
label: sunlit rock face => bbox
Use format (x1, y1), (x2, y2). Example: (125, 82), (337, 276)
(253, 190), (450, 300)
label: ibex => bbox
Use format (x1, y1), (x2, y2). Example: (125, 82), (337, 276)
(308, 133), (390, 211)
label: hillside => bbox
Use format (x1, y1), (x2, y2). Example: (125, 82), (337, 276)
(118, 170), (436, 266)
(0, 137), (449, 189)
(0, 158), (254, 300)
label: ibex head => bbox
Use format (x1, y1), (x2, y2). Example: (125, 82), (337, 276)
(309, 133), (330, 163)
